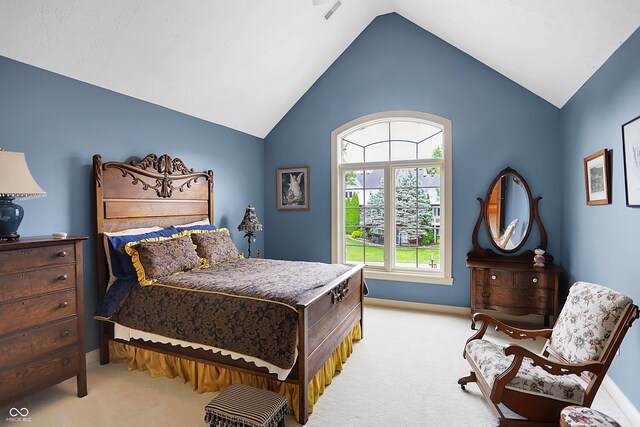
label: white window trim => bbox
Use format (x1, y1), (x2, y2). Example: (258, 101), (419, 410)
(331, 110), (453, 285)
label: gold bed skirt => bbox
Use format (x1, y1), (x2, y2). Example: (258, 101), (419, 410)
(109, 322), (362, 422)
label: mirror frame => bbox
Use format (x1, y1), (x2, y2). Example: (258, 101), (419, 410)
(468, 167), (550, 262)
(483, 168), (533, 253)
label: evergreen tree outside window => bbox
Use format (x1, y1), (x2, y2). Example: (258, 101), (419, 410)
(331, 111), (452, 285)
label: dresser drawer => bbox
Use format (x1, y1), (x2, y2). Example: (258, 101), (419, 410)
(478, 269), (513, 287)
(0, 289), (77, 336)
(0, 346), (79, 401)
(0, 265), (76, 303)
(514, 272), (552, 289)
(0, 317), (78, 368)
(0, 244), (75, 275)
(476, 287), (552, 312)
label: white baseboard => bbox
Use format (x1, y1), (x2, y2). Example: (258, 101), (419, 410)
(364, 297), (470, 317)
(364, 297), (553, 328)
(603, 375), (640, 426)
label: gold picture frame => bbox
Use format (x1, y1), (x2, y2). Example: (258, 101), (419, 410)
(583, 149), (610, 205)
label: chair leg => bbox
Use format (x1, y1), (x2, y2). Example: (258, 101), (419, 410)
(458, 371), (477, 390)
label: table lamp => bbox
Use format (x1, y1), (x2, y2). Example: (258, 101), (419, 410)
(0, 148), (46, 240)
(237, 204), (263, 258)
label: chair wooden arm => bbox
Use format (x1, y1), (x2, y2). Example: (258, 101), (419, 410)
(503, 345), (604, 377)
(489, 344), (604, 403)
(462, 313), (552, 359)
(472, 313), (553, 340)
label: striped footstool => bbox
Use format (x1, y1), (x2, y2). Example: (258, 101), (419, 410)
(204, 384), (288, 427)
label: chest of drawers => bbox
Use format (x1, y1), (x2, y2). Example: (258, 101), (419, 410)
(467, 259), (563, 327)
(0, 236), (87, 406)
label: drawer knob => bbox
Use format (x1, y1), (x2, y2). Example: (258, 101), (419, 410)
(538, 296), (546, 302)
(59, 301), (69, 308)
(61, 358), (70, 366)
(491, 275), (497, 280)
(482, 291), (491, 298)
(61, 330), (70, 338)
(532, 278), (538, 284)
(59, 274), (68, 281)
(58, 251), (67, 258)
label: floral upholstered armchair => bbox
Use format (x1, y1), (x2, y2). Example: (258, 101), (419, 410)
(459, 282), (638, 426)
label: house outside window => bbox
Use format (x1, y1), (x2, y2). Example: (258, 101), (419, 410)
(331, 111), (452, 285)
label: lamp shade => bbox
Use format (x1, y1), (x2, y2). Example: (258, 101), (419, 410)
(0, 150), (46, 199)
(237, 205), (263, 232)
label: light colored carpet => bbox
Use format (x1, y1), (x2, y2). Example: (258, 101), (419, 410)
(1, 306), (632, 426)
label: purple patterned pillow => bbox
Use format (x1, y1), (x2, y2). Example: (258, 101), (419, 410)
(191, 229), (242, 264)
(125, 234), (205, 285)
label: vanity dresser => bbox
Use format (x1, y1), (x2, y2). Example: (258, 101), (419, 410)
(0, 236), (87, 406)
(467, 168), (563, 327)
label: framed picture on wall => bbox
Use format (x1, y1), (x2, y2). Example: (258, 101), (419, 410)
(622, 115), (640, 207)
(277, 166), (309, 210)
(583, 149), (610, 205)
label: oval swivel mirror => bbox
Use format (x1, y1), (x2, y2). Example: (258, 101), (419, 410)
(484, 168), (533, 253)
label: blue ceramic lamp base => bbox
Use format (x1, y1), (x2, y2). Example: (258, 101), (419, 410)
(0, 196), (24, 241)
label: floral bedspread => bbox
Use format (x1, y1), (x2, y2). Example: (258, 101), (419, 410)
(111, 258), (352, 371)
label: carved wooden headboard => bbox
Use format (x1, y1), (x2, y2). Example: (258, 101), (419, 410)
(93, 153), (214, 296)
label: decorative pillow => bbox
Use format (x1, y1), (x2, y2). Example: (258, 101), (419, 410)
(190, 228), (243, 264)
(125, 234), (206, 285)
(105, 226), (179, 283)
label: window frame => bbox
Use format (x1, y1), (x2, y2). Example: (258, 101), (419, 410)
(331, 111), (453, 285)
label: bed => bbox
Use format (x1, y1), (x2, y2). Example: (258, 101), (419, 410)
(93, 153), (365, 424)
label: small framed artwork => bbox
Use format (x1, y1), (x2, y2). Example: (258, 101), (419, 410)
(277, 166), (309, 210)
(583, 149), (610, 205)
(622, 115), (640, 207)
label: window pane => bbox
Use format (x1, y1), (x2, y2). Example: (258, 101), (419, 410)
(418, 239), (440, 270)
(364, 142), (389, 163)
(363, 207), (384, 227)
(391, 121), (440, 142)
(344, 122), (389, 147)
(345, 245), (364, 263)
(342, 141), (363, 163)
(391, 141), (417, 161)
(395, 245), (418, 268)
(364, 226), (384, 245)
(396, 208), (417, 229)
(418, 167), (440, 188)
(396, 227), (419, 247)
(417, 131), (443, 160)
(395, 168), (418, 188)
(365, 189), (383, 207)
(345, 207), (362, 234)
(365, 242), (384, 267)
(362, 169), (384, 189)
(344, 170), (363, 190)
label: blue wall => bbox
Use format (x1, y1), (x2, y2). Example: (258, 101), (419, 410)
(264, 13), (562, 307)
(561, 27), (640, 409)
(0, 55), (265, 352)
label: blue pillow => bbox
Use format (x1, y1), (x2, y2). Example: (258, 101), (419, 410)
(107, 226), (179, 280)
(176, 224), (218, 232)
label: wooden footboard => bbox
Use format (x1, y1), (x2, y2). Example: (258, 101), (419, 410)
(297, 264), (364, 424)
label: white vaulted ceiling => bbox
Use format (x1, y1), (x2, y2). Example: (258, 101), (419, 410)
(1, 1), (639, 138)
